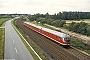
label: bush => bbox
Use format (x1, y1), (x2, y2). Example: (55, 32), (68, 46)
(67, 22), (90, 36)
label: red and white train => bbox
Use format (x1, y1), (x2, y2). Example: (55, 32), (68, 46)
(23, 22), (70, 46)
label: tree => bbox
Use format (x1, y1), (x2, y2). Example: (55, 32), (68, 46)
(68, 22), (89, 35)
(45, 12), (50, 19)
(52, 20), (66, 27)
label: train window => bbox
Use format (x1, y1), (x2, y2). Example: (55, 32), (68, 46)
(52, 34), (54, 36)
(60, 37), (63, 40)
(59, 37), (61, 40)
(45, 32), (46, 34)
(45, 32), (47, 34)
(64, 38), (70, 42)
(64, 38), (69, 40)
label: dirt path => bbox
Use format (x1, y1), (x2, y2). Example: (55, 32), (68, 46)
(45, 24), (90, 45)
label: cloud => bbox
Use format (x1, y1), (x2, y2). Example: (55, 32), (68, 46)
(0, 0), (90, 14)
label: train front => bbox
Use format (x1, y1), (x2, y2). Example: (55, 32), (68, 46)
(62, 35), (70, 46)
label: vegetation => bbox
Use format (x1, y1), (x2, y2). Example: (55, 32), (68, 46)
(0, 28), (4, 59)
(0, 17), (11, 26)
(29, 12), (90, 20)
(71, 38), (90, 54)
(67, 22), (90, 36)
(29, 17), (66, 28)
(66, 19), (90, 24)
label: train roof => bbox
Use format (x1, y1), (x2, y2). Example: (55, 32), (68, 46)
(24, 22), (70, 38)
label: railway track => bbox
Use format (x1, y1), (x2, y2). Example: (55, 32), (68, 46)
(15, 19), (90, 60)
(66, 47), (90, 60)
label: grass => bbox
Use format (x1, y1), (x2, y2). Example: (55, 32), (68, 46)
(12, 20), (49, 60)
(0, 28), (4, 59)
(71, 37), (90, 54)
(65, 19), (90, 24)
(0, 17), (11, 59)
(0, 17), (11, 26)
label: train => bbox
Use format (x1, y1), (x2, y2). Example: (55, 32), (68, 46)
(23, 22), (70, 46)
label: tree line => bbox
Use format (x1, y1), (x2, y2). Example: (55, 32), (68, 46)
(29, 11), (90, 20)
(67, 22), (90, 36)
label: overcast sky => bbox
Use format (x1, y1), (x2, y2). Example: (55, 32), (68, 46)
(0, 0), (90, 14)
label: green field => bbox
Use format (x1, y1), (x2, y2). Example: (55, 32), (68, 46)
(0, 17), (11, 26)
(66, 19), (90, 24)
(0, 28), (4, 59)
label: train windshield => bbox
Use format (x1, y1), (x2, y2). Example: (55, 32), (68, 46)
(64, 37), (70, 42)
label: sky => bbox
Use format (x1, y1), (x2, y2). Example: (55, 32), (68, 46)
(0, 0), (90, 14)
